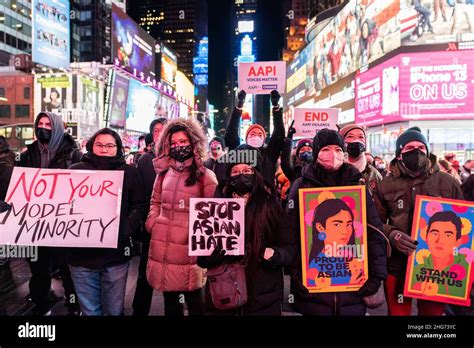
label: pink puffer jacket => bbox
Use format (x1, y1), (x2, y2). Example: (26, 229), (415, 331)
(145, 119), (218, 292)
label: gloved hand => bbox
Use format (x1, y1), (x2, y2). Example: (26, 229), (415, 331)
(389, 230), (418, 255)
(287, 120), (296, 139)
(0, 201), (12, 214)
(237, 90), (246, 108)
(357, 276), (382, 297)
(206, 244), (227, 268)
(270, 90), (281, 107)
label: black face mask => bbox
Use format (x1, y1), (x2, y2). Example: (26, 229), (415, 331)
(230, 174), (255, 195)
(402, 149), (427, 172)
(37, 128), (52, 144)
(346, 141), (366, 158)
(170, 145), (193, 162)
(298, 151), (313, 163)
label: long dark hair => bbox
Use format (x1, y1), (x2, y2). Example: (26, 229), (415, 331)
(86, 128), (124, 157)
(309, 199), (356, 262)
(222, 167), (280, 263)
(168, 124), (199, 186)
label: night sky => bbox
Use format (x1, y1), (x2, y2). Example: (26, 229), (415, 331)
(208, 0), (285, 125)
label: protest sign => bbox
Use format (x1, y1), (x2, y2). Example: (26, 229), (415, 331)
(238, 61), (286, 94)
(299, 186), (368, 293)
(404, 196), (474, 307)
(0, 167), (123, 248)
(189, 198), (245, 256)
(293, 108), (339, 138)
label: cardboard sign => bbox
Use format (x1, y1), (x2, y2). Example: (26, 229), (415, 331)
(293, 108), (339, 138)
(238, 61), (286, 94)
(404, 196), (474, 307)
(0, 168), (124, 248)
(188, 198), (245, 256)
(299, 186), (368, 293)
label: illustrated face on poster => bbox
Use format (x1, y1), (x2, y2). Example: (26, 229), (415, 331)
(299, 186), (368, 293)
(188, 198), (245, 256)
(405, 196), (474, 306)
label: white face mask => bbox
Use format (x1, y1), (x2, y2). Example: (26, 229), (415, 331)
(247, 136), (264, 148)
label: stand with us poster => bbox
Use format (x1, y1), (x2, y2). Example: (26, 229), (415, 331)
(299, 186), (368, 293)
(404, 196), (474, 307)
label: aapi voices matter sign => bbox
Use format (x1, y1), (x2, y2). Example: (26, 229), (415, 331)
(238, 61), (286, 94)
(0, 167), (123, 248)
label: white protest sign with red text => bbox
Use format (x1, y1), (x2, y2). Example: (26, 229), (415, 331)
(0, 167), (124, 248)
(238, 61), (286, 94)
(293, 108), (339, 138)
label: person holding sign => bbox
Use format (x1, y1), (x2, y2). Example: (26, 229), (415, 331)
(146, 118), (218, 316)
(17, 112), (82, 316)
(67, 128), (146, 316)
(373, 127), (463, 315)
(197, 146), (295, 315)
(224, 90), (285, 188)
(339, 125), (382, 195)
(287, 128), (387, 315)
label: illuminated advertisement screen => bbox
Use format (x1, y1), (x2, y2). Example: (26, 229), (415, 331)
(238, 20), (254, 33)
(355, 49), (474, 126)
(161, 45), (177, 86)
(399, 50), (474, 120)
(400, 0), (474, 47)
(32, 0), (70, 69)
(112, 4), (156, 81)
(126, 78), (160, 132)
(109, 72), (130, 129)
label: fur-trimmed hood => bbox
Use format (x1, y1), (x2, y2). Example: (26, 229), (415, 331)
(153, 118), (208, 175)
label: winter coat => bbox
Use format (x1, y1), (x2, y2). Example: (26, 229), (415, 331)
(146, 118), (218, 292)
(67, 154), (147, 269)
(286, 162), (387, 315)
(281, 138), (306, 184)
(224, 107), (285, 187)
(137, 151), (157, 205)
(18, 133), (82, 169)
(197, 187), (296, 315)
(204, 157), (227, 185)
(0, 165), (13, 201)
(0, 150), (16, 167)
(373, 154), (464, 277)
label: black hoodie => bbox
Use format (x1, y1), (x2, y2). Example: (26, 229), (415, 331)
(67, 153), (147, 269)
(286, 162), (387, 315)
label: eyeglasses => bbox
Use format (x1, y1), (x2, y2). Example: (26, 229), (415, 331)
(94, 143), (117, 150)
(230, 168), (254, 177)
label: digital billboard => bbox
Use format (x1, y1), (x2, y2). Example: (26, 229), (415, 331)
(193, 36), (209, 87)
(355, 49), (474, 126)
(32, 0), (70, 69)
(112, 4), (156, 82)
(126, 78), (160, 132)
(107, 72), (130, 129)
(161, 45), (178, 86)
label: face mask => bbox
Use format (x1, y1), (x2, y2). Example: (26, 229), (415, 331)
(401, 149), (427, 172)
(317, 150), (344, 171)
(230, 174), (255, 195)
(346, 141), (366, 158)
(37, 128), (52, 144)
(247, 136), (264, 148)
(170, 145), (193, 162)
(298, 151), (313, 163)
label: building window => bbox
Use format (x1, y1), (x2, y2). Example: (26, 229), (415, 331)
(23, 87), (30, 99)
(15, 104), (30, 118)
(0, 87), (5, 98)
(0, 105), (11, 118)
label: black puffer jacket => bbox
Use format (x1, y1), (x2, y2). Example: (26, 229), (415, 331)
(198, 187), (296, 315)
(67, 153), (147, 269)
(0, 165), (13, 200)
(224, 107), (285, 187)
(18, 133), (82, 169)
(286, 162), (387, 315)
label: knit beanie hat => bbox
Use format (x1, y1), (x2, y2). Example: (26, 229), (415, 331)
(395, 126), (429, 157)
(296, 138), (313, 156)
(245, 124), (267, 140)
(339, 124), (366, 141)
(312, 128), (346, 159)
